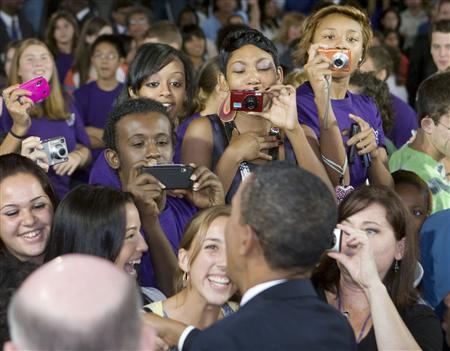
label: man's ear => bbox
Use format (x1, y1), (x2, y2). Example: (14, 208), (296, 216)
(394, 237), (406, 261)
(3, 341), (19, 351)
(178, 248), (190, 273)
(238, 225), (261, 257)
(421, 116), (435, 134)
(276, 66), (284, 84)
(218, 73), (230, 93)
(105, 148), (120, 170)
(128, 87), (138, 98)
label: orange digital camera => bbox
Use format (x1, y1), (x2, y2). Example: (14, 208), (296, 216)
(317, 48), (351, 72)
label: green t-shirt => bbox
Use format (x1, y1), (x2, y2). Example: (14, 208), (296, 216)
(389, 145), (450, 214)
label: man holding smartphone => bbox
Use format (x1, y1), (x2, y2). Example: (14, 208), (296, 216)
(89, 98), (225, 293)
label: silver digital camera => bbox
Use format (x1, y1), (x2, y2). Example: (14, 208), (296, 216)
(329, 228), (343, 252)
(41, 137), (69, 166)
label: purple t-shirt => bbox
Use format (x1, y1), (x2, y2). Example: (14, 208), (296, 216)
(74, 81), (123, 161)
(387, 93), (418, 149)
(1, 104), (90, 199)
(56, 53), (74, 87)
(174, 113), (200, 164)
(89, 152), (198, 287)
(296, 82), (385, 187)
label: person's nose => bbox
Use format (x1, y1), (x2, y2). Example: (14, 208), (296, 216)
(21, 209), (37, 227)
(335, 35), (350, 50)
(145, 142), (161, 160)
(159, 81), (173, 98)
(136, 233), (148, 253)
(247, 67), (261, 87)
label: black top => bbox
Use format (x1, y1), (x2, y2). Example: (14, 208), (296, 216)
(316, 288), (443, 351)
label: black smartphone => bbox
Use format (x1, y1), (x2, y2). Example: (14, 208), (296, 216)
(140, 164), (194, 189)
(348, 123), (371, 168)
(348, 123), (360, 165)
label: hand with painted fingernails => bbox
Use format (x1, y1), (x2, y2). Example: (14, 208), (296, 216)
(346, 114), (379, 159)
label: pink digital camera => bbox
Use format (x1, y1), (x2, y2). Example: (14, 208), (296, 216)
(19, 76), (51, 103)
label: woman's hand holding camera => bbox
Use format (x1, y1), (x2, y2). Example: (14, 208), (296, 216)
(53, 151), (82, 176)
(346, 114), (379, 159)
(327, 223), (382, 292)
(172, 165), (225, 209)
(21, 136), (49, 172)
(228, 130), (278, 163)
(125, 161), (166, 217)
(2, 84), (33, 136)
(304, 44), (332, 103)
(248, 85), (299, 132)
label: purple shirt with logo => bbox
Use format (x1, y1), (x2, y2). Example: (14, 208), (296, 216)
(89, 152), (198, 287)
(1, 103), (90, 199)
(296, 82), (385, 187)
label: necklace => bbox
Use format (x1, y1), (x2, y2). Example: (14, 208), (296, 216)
(337, 293), (372, 343)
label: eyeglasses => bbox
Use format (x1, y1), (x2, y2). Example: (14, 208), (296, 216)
(93, 53), (118, 61)
(438, 121), (450, 131)
(129, 18), (148, 25)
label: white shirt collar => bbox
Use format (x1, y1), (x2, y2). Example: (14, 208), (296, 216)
(240, 279), (287, 306)
(0, 10), (15, 27)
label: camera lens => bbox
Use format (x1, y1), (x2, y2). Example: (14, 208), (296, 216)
(244, 95), (258, 110)
(53, 144), (67, 159)
(332, 52), (349, 69)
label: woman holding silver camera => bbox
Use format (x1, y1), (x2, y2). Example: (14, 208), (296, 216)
(0, 39), (91, 199)
(295, 5), (393, 193)
(312, 185), (442, 350)
(182, 28), (332, 202)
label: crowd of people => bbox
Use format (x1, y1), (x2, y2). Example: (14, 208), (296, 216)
(0, 0), (449, 350)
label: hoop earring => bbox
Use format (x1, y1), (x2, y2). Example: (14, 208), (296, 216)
(394, 260), (400, 273)
(218, 93), (236, 122)
(182, 272), (188, 287)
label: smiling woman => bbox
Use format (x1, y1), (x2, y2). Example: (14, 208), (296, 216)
(143, 206), (238, 333)
(0, 154), (57, 266)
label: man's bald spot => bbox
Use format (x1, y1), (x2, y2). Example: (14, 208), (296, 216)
(12, 254), (134, 328)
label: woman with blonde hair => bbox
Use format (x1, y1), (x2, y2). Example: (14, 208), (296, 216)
(143, 206), (237, 334)
(0, 39), (91, 199)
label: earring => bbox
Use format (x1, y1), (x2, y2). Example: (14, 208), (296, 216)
(182, 272), (188, 286)
(218, 93), (236, 122)
(394, 260), (400, 273)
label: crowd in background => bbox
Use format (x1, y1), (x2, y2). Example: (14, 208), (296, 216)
(0, 0), (449, 350)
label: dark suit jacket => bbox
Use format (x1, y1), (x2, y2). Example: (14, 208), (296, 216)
(0, 13), (36, 58)
(406, 33), (437, 107)
(185, 279), (356, 351)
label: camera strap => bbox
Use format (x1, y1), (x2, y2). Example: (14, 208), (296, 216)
(224, 121), (251, 180)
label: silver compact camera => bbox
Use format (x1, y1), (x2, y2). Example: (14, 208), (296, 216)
(41, 137), (69, 166)
(329, 228), (343, 252)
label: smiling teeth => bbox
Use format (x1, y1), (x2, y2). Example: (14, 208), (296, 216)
(21, 230), (40, 239)
(208, 276), (230, 285)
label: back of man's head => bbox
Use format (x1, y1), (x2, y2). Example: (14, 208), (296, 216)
(6, 254), (149, 351)
(239, 162), (337, 272)
(416, 71), (450, 123)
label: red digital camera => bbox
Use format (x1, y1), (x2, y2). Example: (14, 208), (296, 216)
(317, 48), (352, 72)
(230, 90), (263, 112)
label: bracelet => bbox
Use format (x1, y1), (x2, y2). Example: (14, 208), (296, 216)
(9, 129), (27, 140)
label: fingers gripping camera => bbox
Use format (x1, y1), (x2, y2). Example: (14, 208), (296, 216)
(317, 49), (352, 72)
(41, 137), (69, 166)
